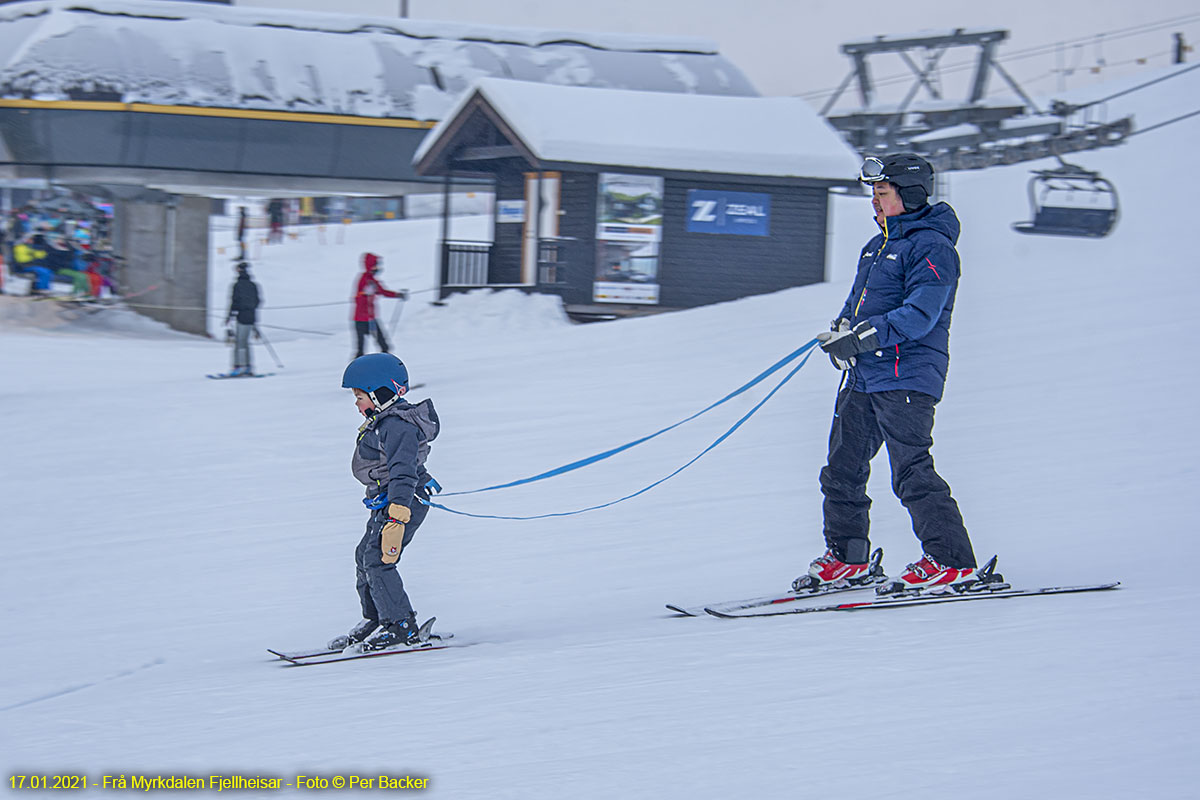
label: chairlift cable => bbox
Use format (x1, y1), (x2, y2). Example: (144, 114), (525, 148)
(798, 14), (1200, 101)
(1072, 61), (1200, 109)
(1127, 107), (1200, 137)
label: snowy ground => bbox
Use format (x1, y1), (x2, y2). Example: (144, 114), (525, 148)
(3, 65), (1199, 799)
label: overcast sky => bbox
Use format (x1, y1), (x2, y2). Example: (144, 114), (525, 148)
(238, 0), (1199, 99)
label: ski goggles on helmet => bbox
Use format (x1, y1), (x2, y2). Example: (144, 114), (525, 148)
(859, 157), (887, 183)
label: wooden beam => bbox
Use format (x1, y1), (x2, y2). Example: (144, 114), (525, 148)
(454, 145), (523, 162)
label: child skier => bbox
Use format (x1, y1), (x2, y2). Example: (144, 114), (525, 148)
(329, 353), (441, 652)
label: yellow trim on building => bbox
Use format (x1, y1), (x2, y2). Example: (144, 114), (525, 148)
(0, 98), (435, 129)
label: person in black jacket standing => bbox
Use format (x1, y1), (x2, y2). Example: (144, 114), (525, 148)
(225, 262), (262, 377)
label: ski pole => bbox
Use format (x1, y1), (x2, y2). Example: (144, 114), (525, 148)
(387, 290), (409, 339)
(253, 325), (284, 368)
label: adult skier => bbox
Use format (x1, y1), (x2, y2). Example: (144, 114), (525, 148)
(224, 262), (261, 377)
(352, 252), (406, 358)
(797, 153), (978, 595)
(329, 353), (442, 651)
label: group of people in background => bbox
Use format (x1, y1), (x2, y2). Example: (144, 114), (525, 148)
(220, 250), (405, 377)
(3, 197), (117, 299)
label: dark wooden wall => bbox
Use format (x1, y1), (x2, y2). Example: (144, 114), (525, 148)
(658, 179), (828, 308)
(473, 167), (830, 310)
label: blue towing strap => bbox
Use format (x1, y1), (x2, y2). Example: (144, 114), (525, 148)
(438, 338), (820, 499)
(423, 342), (818, 520)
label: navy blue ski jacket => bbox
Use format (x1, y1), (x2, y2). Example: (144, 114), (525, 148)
(838, 201), (962, 401)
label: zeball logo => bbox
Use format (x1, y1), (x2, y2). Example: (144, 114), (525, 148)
(692, 199), (765, 222)
(691, 199), (718, 223)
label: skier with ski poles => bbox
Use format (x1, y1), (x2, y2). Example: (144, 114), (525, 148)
(224, 262), (262, 377)
(796, 153), (978, 596)
(328, 353), (443, 652)
(352, 252), (407, 359)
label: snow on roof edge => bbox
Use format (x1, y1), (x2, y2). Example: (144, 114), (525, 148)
(416, 78), (862, 182)
(0, 0), (722, 54)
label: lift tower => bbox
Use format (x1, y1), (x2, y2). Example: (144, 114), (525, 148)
(821, 28), (1133, 172)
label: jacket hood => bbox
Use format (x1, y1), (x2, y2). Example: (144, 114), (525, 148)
(885, 201), (960, 246)
(360, 398), (440, 442)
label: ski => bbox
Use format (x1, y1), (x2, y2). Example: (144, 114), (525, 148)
(270, 617), (459, 666)
(667, 547), (888, 616)
(267, 647), (339, 661)
(270, 636), (465, 667)
(705, 581), (1120, 618)
(206, 372), (274, 380)
(668, 583), (881, 617)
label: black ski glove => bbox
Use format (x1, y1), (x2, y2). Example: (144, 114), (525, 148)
(822, 319), (853, 370)
(817, 320), (879, 367)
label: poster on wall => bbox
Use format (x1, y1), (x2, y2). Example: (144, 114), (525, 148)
(686, 189), (770, 236)
(593, 240), (661, 304)
(594, 173), (663, 304)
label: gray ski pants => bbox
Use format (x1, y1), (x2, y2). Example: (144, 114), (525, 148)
(354, 500), (430, 625)
(232, 322), (254, 371)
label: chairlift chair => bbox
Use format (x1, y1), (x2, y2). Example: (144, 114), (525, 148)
(1012, 159), (1119, 238)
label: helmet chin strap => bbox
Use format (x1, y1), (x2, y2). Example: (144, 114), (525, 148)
(368, 390), (400, 413)
(357, 391), (398, 435)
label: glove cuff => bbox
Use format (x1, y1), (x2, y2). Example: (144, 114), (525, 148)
(386, 503), (411, 524)
(852, 321), (879, 351)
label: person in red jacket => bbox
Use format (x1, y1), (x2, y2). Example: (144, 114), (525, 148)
(353, 252), (405, 358)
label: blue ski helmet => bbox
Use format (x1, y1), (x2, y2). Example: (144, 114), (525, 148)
(342, 353), (409, 409)
(860, 153), (934, 211)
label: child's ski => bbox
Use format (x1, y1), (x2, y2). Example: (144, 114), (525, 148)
(269, 635), (463, 666)
(270, 618), (457, 666)
(267, 647), (339, 661)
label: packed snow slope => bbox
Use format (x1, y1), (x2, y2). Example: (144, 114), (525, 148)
(3, 64), (1198, 799)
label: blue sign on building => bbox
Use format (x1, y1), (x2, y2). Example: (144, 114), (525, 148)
(686, 189), (770, 236)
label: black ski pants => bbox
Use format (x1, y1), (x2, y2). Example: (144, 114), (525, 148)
(354, 320), (389, 358)
(354, 498), (430, 625)
(820, 387), (976, 569)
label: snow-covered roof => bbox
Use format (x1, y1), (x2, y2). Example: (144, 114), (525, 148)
(0, 0), (757, 120)
(416, 78), (862, 181)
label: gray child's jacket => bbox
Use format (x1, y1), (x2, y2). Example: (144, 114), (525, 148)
(352, 399), (440, 509)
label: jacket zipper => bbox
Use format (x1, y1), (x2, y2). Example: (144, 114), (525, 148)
(855, 217), (889, 318)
